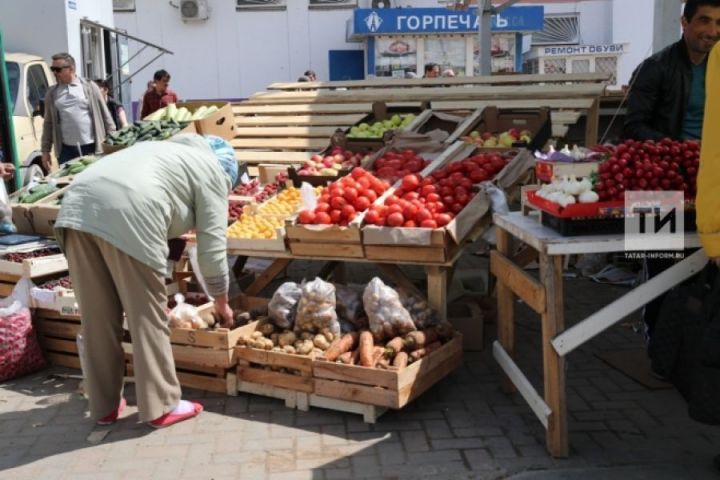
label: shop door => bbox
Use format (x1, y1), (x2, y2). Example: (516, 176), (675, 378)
(328, 50), (364, 81)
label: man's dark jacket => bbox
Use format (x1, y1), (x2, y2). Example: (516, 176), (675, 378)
(624, 39), (695, 141)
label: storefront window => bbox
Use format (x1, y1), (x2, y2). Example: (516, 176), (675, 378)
(543, 58), (567, 74)
(374, 37), (418, 78)
(425, 35), (466, 76)
(474, 33), (516, 74)
(596, 56), (618, 85)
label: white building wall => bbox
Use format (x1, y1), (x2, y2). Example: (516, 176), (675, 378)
(113, 0), (665, 100)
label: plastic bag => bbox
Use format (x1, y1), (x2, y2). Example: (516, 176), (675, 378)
(168, 293), (207, 329)
(294, 278), (340, 336)
(0, 179), (16, 234)
(268, 281), (302, 329)
(363, 277), (416, 341)
(397, 288), (439, 329)
(335, 284), (367, 330)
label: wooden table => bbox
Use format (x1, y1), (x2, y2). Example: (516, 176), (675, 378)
(490, 211), (706, 457)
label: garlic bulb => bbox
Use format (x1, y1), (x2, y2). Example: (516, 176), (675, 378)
(561, 144), (572, 156)
(578, 190), (600, 203)
(577, 177), (592, 194)
(547, 191), (564, 204)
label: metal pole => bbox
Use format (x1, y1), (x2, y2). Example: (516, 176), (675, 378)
(477, 0), (492, 76)
(0, 30), (21, 191)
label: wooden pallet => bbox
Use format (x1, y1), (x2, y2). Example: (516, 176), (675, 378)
(286, 222), (365, 259)
(312, 334), (463, 409)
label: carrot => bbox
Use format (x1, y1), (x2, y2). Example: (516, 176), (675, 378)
(409, 341), (442, 362)
(324, 332), (358, 362)
(377, 357), (390, 369)
(349, 349), (359, 365)
(371, 346), (386, 367)
(385, 336), (405, 356)
(358, 331), (374, 367)
(404, 329), (438, 350)
(393, 351), (409, 369)
(337, 351), (354, 364)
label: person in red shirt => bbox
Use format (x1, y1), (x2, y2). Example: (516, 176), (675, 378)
(140, 69), (178, 118)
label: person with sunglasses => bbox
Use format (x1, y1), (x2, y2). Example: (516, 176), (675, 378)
(40, 53), (116, 172)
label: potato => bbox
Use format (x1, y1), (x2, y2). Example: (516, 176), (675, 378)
(278, 332), (297, 347)
(260, 323), (276, 336)
(300, 332), (313, 341)
(313, 334), (331, 350)
(297, 339), (313, 355)
(200, 311), (216, 328)
(251, 331), (263, 339)
(283, 345), (296, 354)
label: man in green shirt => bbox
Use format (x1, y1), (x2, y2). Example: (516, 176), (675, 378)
(55, 134), (238, 428)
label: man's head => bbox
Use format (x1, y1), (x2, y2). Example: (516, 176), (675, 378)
(682, 0), (720, 58)
(94, 79), (109, 98)
(50, 53), (76, 85)
(153, 69), (171, 94)
(304, 70), (316, 81)
(424, 63), (440, 78)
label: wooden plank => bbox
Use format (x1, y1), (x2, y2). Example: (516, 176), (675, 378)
(234, 126), (339, 138)
(552, 249), (709, 357)
(236, 347), (313, 374)
(170, 343), (235, 369)
(35, 308), (81, 322)
(426, 265), (448, 322)
(495, 227), (516, 394)
(364, 245), (447, 264)
(175, 371), (228, 394)
(267, 73), (612, 91)
(238, 365), (314, 393)
(236, 379), (303, 409)
(233, 103), (375, 115)
(245, 85), (606, 105)
(490, 251), (546, 314)
(493, 341), (551, 428)
(313, 378), (400, 409)
(308, 394), (387, 423)
(244, 258), (292, 297)
(235, 115), (364, 126)
(539, 253), (568, 458)
(289, 242), (364, 259)
(230, 138), (329, 150)
(313, 361), (398, 390)
(235, 151), (313, 163)
(584, 97), (600, 145)
(432, 98), (595, 111)
(45, 352), (81, 369)
(512, 245), (539, 268)
(551, 111), (582, 124)
(36, 319), (81, 339)
(169, 327), (242, 350)
(398, 348), (462, 407)
(39, 336), (78, 354)
(0, 282), (14, 297)
(396, 335), (462, 392)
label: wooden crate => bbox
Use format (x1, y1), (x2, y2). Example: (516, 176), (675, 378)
(235, 320), (315, 393)
(312, 334), (463, 409)
(126, 357), (237, 395)
(34, 310), (83, 369)
(286, 222), (364, 259)
(0, 249), (67, 280)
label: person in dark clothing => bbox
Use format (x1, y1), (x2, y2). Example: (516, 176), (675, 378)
(94, 79), (128, 130)
(141, 69), (178, 119)
(624, 0), (720, 141)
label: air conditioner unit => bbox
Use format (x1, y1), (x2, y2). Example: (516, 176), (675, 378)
(181, 0), (209, 21)
(113, 0), (136, 12)
(371, 0), (391, 8)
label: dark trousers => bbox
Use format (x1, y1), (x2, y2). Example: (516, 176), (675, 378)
(59, 143), (95, 165)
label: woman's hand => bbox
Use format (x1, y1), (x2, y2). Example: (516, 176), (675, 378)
(213, 296), (234, 328)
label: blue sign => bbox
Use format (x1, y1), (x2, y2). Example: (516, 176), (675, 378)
(353, 7), (544, 36)
(68, 0), (77, 10)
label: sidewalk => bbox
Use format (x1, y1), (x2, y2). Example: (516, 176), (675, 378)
(1, 255), (719, 479)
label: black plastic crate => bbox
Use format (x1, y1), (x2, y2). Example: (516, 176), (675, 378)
(541, 210), (698, 237)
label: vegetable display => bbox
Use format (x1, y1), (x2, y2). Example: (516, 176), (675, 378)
(49, 155), (98, 178)
(1, 247), (61, 262)
(535, 176), (597, 207)
(368, 149), (431, 184)
(15, 184), (59, 204)
(347, 114), (416, 139)
(144, 103), (219, 122)
(38, 275), (72, 290)
(104, 119), (190, 147)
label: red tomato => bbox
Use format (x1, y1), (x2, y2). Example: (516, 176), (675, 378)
(459, 178), (473, 190)
(403, 204), (419, 220)
(421, 184), (437, 197)
(403, 220), (417, 228)
(440, 186), (454, 197)
(342, 205), (356, 218)
(416, 208), (432, 223)
(386, 212), (404, 227)
(319, 194), (331, 204)
(420, 177), (436, 186)
(469, 169), (489, 183)
(330, 196), (347, 210)
(454, 186), (469, 197)
(385, 195), (400, 206)
(346, 212), (357, 222)
(387, 204), (403, 215)
(357, 176), (371, 188)
(298, 210), (315, 224)
(434, 213), (452, 227)
(366, 190), (378, 203)
(450, 203), (464, 214)
(426, 193), (441, 203)
(316, 202), (330, 213)
(442, 195), (455, 206)
(420, 219), (438, 229)
(330, 209), (343, 223)
(343, 187), (359, 202)
(403, 191), (420, 201)
(354, 197), (371, 211)
(365, 210), (380, 225)
(351, 167), (368, 179)
(314, 212), (332, 224)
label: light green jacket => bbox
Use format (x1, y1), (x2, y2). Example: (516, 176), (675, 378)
(55, 134), (229, 296)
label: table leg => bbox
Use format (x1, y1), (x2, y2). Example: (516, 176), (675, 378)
(539, 253), (568, 458)
(496, 227), (516, 393)
(244, 258), (292, 297)
(425, 265), (448, 322)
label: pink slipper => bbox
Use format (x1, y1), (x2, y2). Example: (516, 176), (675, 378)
(149, 401), (203, 429)
(97, 398), (127, 425)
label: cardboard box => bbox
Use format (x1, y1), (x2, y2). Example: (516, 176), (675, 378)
(177, 101), (235, 140)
